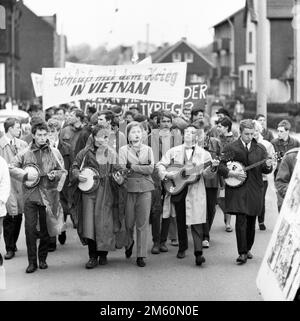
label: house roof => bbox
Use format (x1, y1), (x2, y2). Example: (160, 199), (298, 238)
(151, 38), (214, 67)
(212, 7), (245, 29)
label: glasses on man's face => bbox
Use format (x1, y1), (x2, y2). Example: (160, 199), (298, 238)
(161, 120), (171, 123)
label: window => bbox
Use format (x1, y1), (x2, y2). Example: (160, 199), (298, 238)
(0, 63), (5, 94)
(247, 70), (253, 91)
(249, 31), (253, 54)
(172, 52), (181, 62)
(0, 5), (5, 29)
(184, 52), (194, 63)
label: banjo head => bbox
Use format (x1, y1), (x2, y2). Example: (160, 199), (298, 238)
(224, 161), (246, 188)
(23, 164), (40, 188)
(78, 167), (100, 193)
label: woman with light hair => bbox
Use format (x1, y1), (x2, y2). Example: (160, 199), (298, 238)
(252, 119), (277, 231)
(118, 121), (155, 267)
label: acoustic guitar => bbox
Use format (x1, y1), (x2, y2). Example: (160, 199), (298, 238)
(163, 160), (218, 195)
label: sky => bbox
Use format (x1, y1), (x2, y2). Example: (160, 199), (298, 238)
(23, 0), (246, 49)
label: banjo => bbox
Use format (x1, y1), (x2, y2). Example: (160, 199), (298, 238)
(224, 153), (281, 188)
(23, 164), (41, 188)
(78, 167), (100, 193)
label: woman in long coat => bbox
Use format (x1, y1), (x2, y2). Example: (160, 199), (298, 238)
(71, 124), (125, 269)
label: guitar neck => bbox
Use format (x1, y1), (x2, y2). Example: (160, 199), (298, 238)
(185, 161), (212, 175)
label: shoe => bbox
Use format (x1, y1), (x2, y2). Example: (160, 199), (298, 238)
(39, 261), (48, 270)
(247, 251), (253, 259)
(236, 254), (247, 264)
(159, 243), (168, 253)
(176, 251), (186, 259)
(195, 255), (206, 266)
(125, 241), (134, 258)
(0, 253), (3, 266)
(136, 257), (146, 267)
(58, 231), (66, 245)
(202, 240), (210, 248)
(98, 256), (108, 266)
(225, 225), (233, 232)
(85, 258), (98, 269)
(151, 244), (160, 254)
(4, 251), (15, 260)
(259, 223), (266, 231)
(171, 239), (179, 247)
(48, 243), (57, 252)
(26, 263), (38, 273)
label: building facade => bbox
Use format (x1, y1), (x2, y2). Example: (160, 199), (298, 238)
(0, 0), (20, 101)
(18, 1), (67, 101)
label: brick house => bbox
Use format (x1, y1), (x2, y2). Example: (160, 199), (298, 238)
(17, 1), (67, 100)
(212, 0), (295, 102)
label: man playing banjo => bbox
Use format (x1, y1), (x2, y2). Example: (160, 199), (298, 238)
(9, 121), (65, 273)
(218, 119), (273, 265)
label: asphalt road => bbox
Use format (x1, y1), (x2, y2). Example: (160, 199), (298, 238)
(0, 175), (279, 301)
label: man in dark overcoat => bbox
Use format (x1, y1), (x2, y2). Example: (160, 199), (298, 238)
(218, 119), (273, 264)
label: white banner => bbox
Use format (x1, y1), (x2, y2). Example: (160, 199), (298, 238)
(42, 62), (187, 109)
(31, 72), (43, 97)
(256, 151), (300, 301)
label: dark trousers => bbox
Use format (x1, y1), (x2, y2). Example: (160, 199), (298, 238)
(87, 239), (108, 259)
(203, 188), (218, 241)
(24, 202), (50, 265)
(258, 181), (268, 224)
(235, 214), (256, 255)
(150, 187), (170, 245)
(3, 213), (22, 252)
(172, 188), (203, 255)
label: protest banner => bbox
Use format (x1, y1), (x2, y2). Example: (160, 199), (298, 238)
(256, 152), (300, 301)
(31, 73), (43, 97)
(42, 62), (187, 109)
(80, 83), (208, 116)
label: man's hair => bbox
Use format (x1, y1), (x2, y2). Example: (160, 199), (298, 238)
(239, 119), (255, 133)
(4, 117), (20, 133)
(55, 106), (66, 114)
(149, 111), (160, 120)
(218, 116), (232, 132)
(124, 110), (134, 118)
(157, 111), (172, 124)
(111, 105), (123, 115)
(99, 110), (115, 123)
(133, 113), (148, 123)
(30, 116), (44, 127)
(278, 119), (291, 131)
(72, 109), (85, 122)
(32, 122), (48, 135)
(191, 108), (204, 119)
(91, 124), (110, 137)
(255, 114), (265, 120)
(47, 118), (62, 132)
(87, 106), (97, 115)
(183, 107), (191, 113)
(28, 104), (39, 113)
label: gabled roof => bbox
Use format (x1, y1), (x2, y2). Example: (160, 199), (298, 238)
(152, 38), (214, 67)
(212, 7), (245, 29)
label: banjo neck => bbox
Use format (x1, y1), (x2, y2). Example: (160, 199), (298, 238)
(243, 159), (268, 172)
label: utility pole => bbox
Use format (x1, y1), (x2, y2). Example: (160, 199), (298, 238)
(293, 0), (300, 103)
(256, 0), (269, 116)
